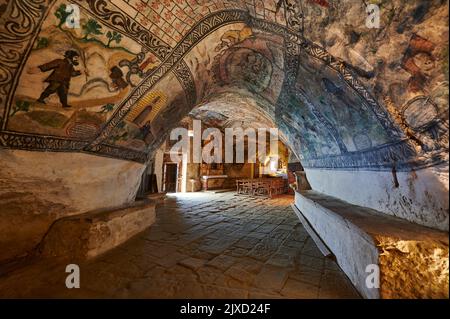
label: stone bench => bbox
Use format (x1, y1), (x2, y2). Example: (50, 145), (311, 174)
(294, 190), (449, 299)
(39, 200), (156, 260)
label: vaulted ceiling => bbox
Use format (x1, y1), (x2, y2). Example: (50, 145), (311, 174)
(0, 0), (448, 171)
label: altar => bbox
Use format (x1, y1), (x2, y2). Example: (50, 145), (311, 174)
(201, 175), (228, 191)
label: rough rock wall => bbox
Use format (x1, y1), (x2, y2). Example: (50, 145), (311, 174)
(304, 1), (448, 94)
(302, 0), (448, 157)
(0, 149), (145, 263)
(378, 236), (449, 299)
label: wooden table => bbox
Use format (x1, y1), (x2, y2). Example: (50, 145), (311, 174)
(236, 178), (287, 198)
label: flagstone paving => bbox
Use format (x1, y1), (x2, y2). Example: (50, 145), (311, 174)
(0, 192), (360, 299)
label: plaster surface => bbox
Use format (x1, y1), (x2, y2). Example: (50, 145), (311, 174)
(305, 166), (449, 231)
(0, 149), (145, 263)
(40, 200), (156, 260)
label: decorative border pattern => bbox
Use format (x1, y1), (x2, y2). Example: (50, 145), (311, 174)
(172, 60), (197, 106)
(302, 140), (449, 171)
(87, 143), (147, 162)
(0, 131), (148, 163)
(0, 131), (87, 151)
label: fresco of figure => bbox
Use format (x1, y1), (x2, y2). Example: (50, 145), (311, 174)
(109, 66), (128, 90)
(37, 50), (82, 108)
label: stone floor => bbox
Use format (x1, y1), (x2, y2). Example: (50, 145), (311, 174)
(0, 192), (360, 299)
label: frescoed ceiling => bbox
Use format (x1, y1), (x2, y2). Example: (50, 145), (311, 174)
(0, 0), (448, 170)
(103, 0), (287, 47)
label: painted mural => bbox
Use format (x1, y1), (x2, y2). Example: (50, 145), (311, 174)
(184, 23), (286, 126)
(8, 0), (160, 140)
(211, 27), (286, 108)
(391, 32), (449, 156)
(106, 72), (188, 152)
(293, 50), (391, 154)
(277, 95), (342, 161)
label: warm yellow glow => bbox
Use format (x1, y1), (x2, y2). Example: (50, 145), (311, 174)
(270, 158), (278, 172)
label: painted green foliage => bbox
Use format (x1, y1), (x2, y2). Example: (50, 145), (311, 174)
(52, 4), (130, 53)
(7, 0), (149, 141)
(9, 100), (31, 117)
(35, 37), (49, 50)
(98, 103), (116, 113)
(83, 19), (103, 40)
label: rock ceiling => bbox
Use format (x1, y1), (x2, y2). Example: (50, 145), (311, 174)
(0, 0), (448, 171)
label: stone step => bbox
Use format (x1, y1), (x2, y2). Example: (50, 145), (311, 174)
(203, 189), (235, 194)
(145, 193), (167, 204)
(39, 200), (156, 260)
(294, 190), (449, 299)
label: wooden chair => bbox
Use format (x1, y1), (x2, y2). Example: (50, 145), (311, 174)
(254, 180), (271, 198)
(242, 180), (253, 195)
(236, 180), (244, 194)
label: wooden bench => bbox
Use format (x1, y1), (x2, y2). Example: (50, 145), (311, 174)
(236, 178), (287, 198)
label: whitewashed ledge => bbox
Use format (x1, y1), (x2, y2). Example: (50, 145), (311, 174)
(39, 200), (156, 260)
(293, 190), (449, 299)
